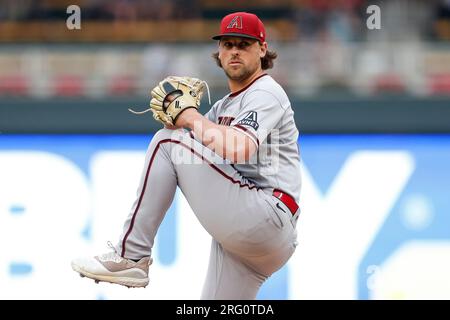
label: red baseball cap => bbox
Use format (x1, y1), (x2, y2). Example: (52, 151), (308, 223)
(212, 12), (266, 42)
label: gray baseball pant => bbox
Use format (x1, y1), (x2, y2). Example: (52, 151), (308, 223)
(116, 128), (298, 299)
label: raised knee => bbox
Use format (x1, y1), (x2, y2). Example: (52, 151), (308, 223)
(152, 128), (185, 142)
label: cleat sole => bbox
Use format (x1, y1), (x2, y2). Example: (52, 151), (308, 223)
(71, 262), (148, 288)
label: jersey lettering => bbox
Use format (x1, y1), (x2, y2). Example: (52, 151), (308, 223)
(218, 116), (235, 126)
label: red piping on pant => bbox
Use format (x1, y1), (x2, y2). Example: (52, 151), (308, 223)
(120, 138), (258, 257)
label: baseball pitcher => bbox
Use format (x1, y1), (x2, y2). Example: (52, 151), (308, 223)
(72, 11), (302, 300)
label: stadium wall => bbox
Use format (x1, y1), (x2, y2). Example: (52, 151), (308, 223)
(1, 95), (450, 134)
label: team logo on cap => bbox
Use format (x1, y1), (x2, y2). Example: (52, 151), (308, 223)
(227, 16), (242, 29)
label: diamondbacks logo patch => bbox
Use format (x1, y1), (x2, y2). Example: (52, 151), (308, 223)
(237, 111), (259, 130)
(227, 16), (242, 29)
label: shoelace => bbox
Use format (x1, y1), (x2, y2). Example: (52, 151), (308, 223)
(98, 241), (123, 263)
(128, 79), (211, 115)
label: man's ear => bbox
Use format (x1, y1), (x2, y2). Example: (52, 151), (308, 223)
(259, 41), (268, 58)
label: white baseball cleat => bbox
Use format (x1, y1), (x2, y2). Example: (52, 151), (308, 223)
(71, 242), (152, 288)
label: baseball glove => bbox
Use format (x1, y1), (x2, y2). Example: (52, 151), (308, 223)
(129, 76), (210, 126)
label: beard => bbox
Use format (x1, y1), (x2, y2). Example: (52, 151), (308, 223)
(223, 63), (256, 82)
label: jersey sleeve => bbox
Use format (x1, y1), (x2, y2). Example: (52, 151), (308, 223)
(230, 89), (285, 147)
(203, 100), (220, 123)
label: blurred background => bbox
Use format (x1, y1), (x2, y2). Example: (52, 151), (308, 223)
(0, 0), (450, 300)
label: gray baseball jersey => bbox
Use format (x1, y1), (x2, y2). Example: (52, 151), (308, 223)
(204, 74), (301, 202)
(116, 74), (301, 299)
